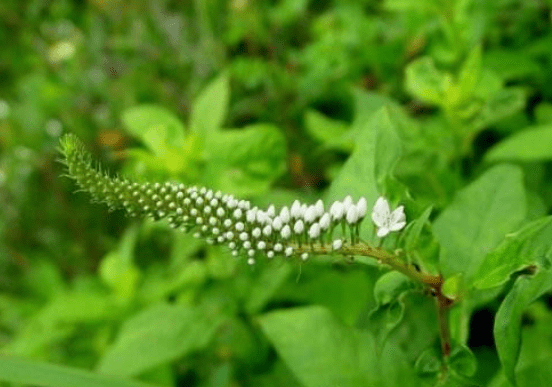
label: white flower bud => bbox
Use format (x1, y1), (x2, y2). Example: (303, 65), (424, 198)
(235, 222), (245, 231)
(233, 208), (243, 219)
(308, 223), (321, 239)
(356, 197), (368, 218)
(217, 236), (225, 243)
(281, 225), (291, 239)
(294, 220), (304, 234)
(248, 249), (255, 257)
(285, 247), (293, 256)
(225, 231), (234, 240)
(247, 257), (255, 265)
(330, 201), (344, 220)
(319, 213), (331, 230)
(332, 239), (343, 250)
(196, 197), (204, 206)
(280, 206), (290, 223)
(263, 225), (272, 236)
(301, 252), (309, 261)
(274, 243), (283, 252)
(216, 207), (225, 217)
(209, 217), (217, 226)
(346, 206), (359, 224)
(223, 219), (232, 228)
(252, 228), (261, 238)
(246, 208), (257, 223)
(266, 205), (276, 217)
(272, 216), (283, 230)
(314, 199), (324, 217)
(267, 251), (274, 258)
(239, 232), (249, 241)
(343, 195), (353, 210)
(243, 241), (251, 249)
(257, 241), (266, 250)
(232, 250), (239, 257)
(290, 200), (302, 218)
(304, 206), (316, 223)
(228, 242), (236, 249)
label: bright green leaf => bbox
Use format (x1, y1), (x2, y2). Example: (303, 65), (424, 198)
(190, 71), (230, 138)
(447, 343), (477, 378)
(374, 271), (415, 306)
(304, 109), (351, 151)
(490, 359), (552, 387)
(98, 303), (222, 377)
(472, 216), (552, 290)
(121, 105), (186, 153)
(201, 124), (287, 196)
(494, 268), (552, 386)
(258, 306), (420, 387)
(433, 164), (526, 283)
(0, 356), (157, 387)
(485, 125), (552, 162)
(405, 57), (447, 106)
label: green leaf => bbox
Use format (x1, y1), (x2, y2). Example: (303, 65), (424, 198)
(485, 125), (552, 162)
(441, 274), (464, 301)
(414, 347), (441, 376)
(98, 303), (222, 377)
(402, 206), (440, 274)
(258, 306), (420, 387)
(374, 271), (415, 306)
(490, 359), (552, 387)
(304, 109), (351, 151)
(433, 164), (526, 283)
(494, 269), (552, 386)
(202, 124), (287, 196)
(472, 217), (552, 290)
(447, 343), (477, 378)
(121, 105), (187, 153)
(458, 45), (482, 101)
(99, 224), (140, 301)
(471, 87), (526, 131)
(368, 301), (405, 352)
(327, 107), (401, 240)
(0, 356), (157, 387)
(405, 57), (448, 106)
(190, 71), (230, 138)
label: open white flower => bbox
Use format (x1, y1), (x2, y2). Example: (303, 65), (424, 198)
(371, 197), (406, 237)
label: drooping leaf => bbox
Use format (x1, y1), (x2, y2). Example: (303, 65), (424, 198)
(433, 164), (526, 283)
(472, 216), (552, 290)
(485, 125), (552, 162)
(97, 303), (222, 377)
(493, 268), (552, 386)
(304, 110), (351, 151)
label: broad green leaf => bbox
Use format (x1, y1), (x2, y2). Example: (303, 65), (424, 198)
(534, 102), (552, 124)
(433, 164), (526, 282)
(190, 71), (230, 138)
(485, 125), (552, 162)
(494, 269), (552, 386)
(245, 263), (292, 314)
(405, 57), (447, 106)
(472, 217), (552, 290)
(327, 107), (401, 240)
(304, 109), (351, 151)
(0, 356), (156, 387)
(121, 105), (186, 153)
(98, 303), (222, 377)
(202, 124), (286, 196)
(368, 301), (405, 352)
(258, 306), (420, 387)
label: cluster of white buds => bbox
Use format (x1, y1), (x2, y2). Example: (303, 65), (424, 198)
(60, 134), (407, 266)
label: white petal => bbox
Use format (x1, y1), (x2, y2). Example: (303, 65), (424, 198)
(377, 226), (390, 238)
(389, 205), (406, 231)
(371, 196), (390, 227)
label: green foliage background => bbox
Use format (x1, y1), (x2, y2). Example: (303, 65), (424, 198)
(2, 0), (552, 386)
